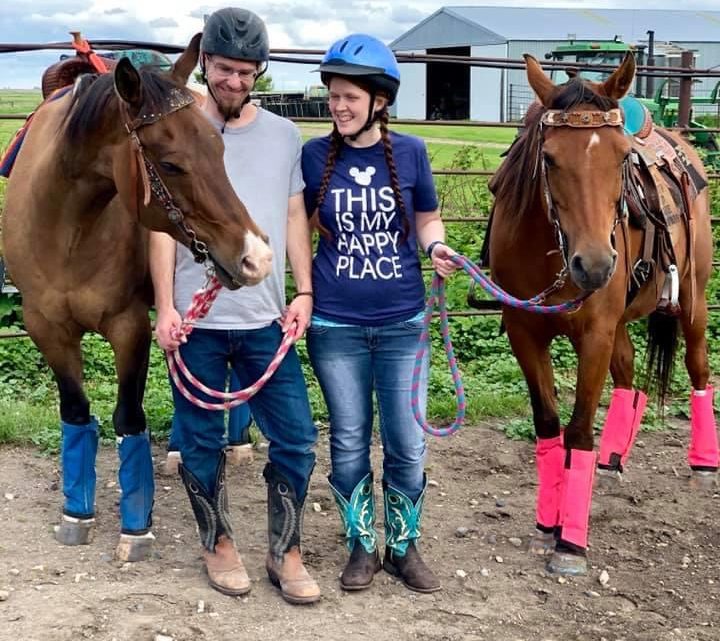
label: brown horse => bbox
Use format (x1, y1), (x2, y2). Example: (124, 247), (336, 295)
(1, 34), (272, 561)
(489, 54), (716, 575)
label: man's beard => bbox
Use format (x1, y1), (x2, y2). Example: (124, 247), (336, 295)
(217, 95), (246, 120)
(211, 84), (247, 120)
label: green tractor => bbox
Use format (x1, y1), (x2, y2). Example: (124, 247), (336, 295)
(545, 39), (720, 168)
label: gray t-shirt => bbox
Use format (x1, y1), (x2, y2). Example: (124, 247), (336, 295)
(173, 108), (304, 329)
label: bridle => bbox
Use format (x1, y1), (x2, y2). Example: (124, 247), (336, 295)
(534, 107), (630, 293)
(121, 88), (211, 264)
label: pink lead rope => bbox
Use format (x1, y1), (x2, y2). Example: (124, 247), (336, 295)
(166, 275), (296, 410)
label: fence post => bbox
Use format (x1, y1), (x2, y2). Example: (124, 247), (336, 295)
(677, 50), (694, 130)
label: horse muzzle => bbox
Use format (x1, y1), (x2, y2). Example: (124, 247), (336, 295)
(569, 250), (617, 292)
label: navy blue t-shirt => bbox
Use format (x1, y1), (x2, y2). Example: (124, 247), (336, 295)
(302, 132), (438, 326)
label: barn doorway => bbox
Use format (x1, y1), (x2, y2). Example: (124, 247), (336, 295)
(426, 46), (470, 120)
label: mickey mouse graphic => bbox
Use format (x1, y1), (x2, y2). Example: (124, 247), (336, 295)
(349, 166), (376, 186)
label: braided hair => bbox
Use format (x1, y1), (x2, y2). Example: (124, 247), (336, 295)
(310, 126), (343, 239)
(378, 109), (409, 239)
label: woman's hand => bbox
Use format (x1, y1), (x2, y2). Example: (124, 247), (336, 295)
(430, 243), (460, 278)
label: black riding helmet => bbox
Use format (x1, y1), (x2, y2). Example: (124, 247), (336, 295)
(200, 7), (269, 66)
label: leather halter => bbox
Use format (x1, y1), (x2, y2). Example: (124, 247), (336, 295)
(535, 107), (630, 290)
(122, 89), (211, 264)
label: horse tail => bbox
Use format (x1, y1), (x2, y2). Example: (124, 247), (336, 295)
(644, 311), (679, 407)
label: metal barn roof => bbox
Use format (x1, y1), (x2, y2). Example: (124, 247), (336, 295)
(390, 7), (720, 50)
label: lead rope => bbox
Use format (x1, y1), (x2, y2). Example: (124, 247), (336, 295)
(166, 274), (296, 410)
(412, 254), (590, 437)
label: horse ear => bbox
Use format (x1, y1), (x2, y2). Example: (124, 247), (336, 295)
(172, 33), (202, 86)
(601, 52), (636, 100)
(114, 57), (143, 109)
(524, 54), (556, 108)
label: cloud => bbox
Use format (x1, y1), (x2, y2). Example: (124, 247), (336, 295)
(149, 18), (179, 29)
(390, 6), (428, 24)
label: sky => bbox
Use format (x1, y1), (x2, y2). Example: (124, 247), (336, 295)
(1, 0), (720, 90)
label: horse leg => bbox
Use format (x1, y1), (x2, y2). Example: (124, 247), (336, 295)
(505, 321), (561, 556)
(547, 329), (615, 576)
(23, 309), (98, 546)
(597, 324), (647, 485)
(679, 294), (718, 488)
(104, 305), (155, 562)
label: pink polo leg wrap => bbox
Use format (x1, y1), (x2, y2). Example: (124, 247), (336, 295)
(535, 435), (565, 531)
(598, 388), (647, 472)
(558, 449), (597, 550)
(688, 386), (719, 470)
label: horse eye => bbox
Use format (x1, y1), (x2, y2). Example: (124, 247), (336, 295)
(543, 152), (556, 168)
(159, 161), (184, 175)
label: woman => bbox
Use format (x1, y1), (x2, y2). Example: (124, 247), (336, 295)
(302, 34), (457, 594)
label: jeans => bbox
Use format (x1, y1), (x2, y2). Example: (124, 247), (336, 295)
(307, 317), (428, 502)
(170, 323), (317, 499)
(168, 370), (252, 451)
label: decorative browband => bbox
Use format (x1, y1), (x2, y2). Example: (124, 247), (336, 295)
(541, 108), (623, 128)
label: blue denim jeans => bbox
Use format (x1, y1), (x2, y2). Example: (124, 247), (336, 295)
(170, 323), (317, 499)
(306, 317), (428, 502)
(168, 369), (251, 451)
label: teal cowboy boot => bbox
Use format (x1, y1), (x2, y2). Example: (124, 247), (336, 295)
(329, 473), (382, 590)
(383, 477), (440, 593)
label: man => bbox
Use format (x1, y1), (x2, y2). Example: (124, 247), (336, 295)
(150, 7), (320, 605)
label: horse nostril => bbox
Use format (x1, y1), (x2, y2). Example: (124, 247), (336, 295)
(571, 254), (585, 275)
(242, 256), (258, 274)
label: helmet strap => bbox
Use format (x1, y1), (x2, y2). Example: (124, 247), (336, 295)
(347, 90), (380, 142)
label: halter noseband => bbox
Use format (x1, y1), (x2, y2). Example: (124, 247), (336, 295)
(122, 89), (211, 265)
(536, 107), (629, 287)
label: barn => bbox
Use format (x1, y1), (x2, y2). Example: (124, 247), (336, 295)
(390, 7), (720, 122)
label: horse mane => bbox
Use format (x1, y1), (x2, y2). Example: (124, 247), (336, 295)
(491, 77), (619, 224)
(60, 69), (186, 176)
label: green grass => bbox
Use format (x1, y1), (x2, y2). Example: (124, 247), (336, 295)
(0, 90), (41, 115)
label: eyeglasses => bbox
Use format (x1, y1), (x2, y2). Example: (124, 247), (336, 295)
(208, 58), (258, 81)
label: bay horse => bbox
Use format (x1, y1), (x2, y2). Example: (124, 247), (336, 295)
(488, 54), (716, 575)
(1, 34), (272, 561)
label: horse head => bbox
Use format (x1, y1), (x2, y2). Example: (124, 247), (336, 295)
(524, 53), (636, 292)
(111, 33), (272, 289)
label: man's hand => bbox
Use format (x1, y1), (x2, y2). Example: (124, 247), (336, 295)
(281, 294), (312, 339)
(155, 307), (185, 352)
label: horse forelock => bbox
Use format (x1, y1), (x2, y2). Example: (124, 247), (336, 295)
(61, 69), (191, 168)
(492, 77), (618, 230)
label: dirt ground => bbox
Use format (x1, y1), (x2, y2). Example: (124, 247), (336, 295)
(1, 421), (719, 641)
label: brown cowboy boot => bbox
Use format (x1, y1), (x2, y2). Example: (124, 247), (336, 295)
(383, 478), (441, 593)
(180, 452), (251, 597)
(203, 535), (250, 596)
(264, 463), (320, 604)
(329, 473), (382, 591)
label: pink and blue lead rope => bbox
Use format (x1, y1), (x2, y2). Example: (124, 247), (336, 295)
(412, 254), (589, 438)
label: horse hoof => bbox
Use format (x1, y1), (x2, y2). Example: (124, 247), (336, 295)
(115, 532), (155, 562)
(159, 451), (182, 476)
(689, 470), (718, 490)
(226, 443), (253, 465)
(528, 529), (556, 555)
(54, 515), (95, 546)
(546, 550), (588, 576)
(595, 467), (622, 490)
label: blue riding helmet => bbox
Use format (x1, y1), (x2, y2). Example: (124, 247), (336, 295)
(317, 34), (400, 105)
